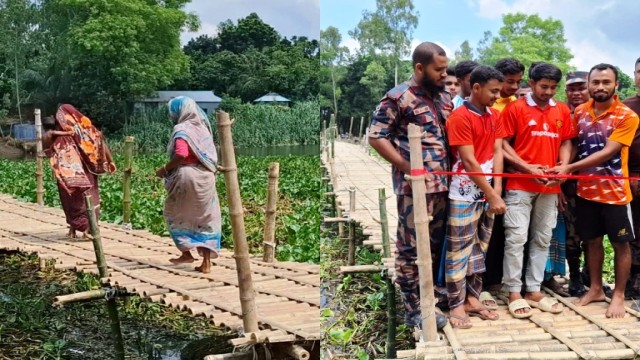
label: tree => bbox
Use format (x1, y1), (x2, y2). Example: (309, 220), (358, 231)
(618, 70), (636, 100)
(350, 0), (418, 85)
(475, 13), (573, 74)
(452, 40), (474, 65)
(320, 26), (349, 118)
(216, 13), (280, 53)
(359, 60), (387, 109)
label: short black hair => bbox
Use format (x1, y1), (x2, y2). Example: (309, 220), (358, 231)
(528, 61), (543, 78)
(530, 62), (562, 82)
(636, 57), (640, 66)
(469, 65), (505, 87)
(454, 60), (478, 79)
(519, 81), (531, 89)
(589, 63), (619, 82)
(446, 66), (455, 76)
(495, 58), (525, 76)
(412, 42), (446, 66)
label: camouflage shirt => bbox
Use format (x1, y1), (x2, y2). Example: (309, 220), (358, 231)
(369, 78), (453, 195)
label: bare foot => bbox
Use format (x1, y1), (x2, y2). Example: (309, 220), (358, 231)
(169, 253), (195, 264)
(509, 292), (530, 315)
(195, 263), (211, 274)
(525, 291), (562, 312)
(67, 228), (76, 239)
(606, 293), (627, 318)
(573, 287), (606, 306)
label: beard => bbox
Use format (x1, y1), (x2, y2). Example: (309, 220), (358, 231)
(420, 76), (445, 95)
(591, 90), (614, 103)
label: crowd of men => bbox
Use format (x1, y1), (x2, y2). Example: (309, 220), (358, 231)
(368, 41), (640, 331)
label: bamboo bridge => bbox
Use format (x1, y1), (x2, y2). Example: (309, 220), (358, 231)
(323, 139), (640, 360)
(0, 194), (320, 343)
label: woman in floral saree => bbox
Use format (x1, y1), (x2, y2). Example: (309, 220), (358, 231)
(155, 96), (222, 274)
(43, 104), (116, 239)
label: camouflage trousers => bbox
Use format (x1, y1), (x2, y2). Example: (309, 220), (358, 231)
(396, 192), (448, 327)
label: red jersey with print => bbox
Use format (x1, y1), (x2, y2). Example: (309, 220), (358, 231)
(500, 93), (574, 193)
(575, 96), (639, 205)
(447, 101), (506, 202)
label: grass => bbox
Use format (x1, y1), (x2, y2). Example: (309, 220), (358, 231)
(0, 153), (321, 263)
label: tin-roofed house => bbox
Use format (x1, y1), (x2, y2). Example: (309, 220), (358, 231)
(253, 92), (291, 106)
(135, 91), (222, 115)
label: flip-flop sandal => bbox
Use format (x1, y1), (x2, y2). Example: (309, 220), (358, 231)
(527, 297), (563, 314)
(468, 308), (499, 321)
(508, 298), (533, 319)
(448, 313), (472, 329)
(479, 291), (499, 310)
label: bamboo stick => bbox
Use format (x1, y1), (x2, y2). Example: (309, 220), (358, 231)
(378, 187), (397, 359)
(272, 344), (310, 360)
(262, 162), (279, 262)
(122, 136), (134, 228)
(34, 109), (44, 206)
(348, 116), (354, 141)
(53, 289), (106, 307)
(329, 114), (336, 159)
(203, 352), (252, 360)
(407, 123), (437, 340)
(528, 316), (594, 359)
(85, 194), (125, 360)
(348, 187), (356, 265)
(339, 265), (383, 273)
(358, 116), (365, 143)
(216, 110), (259, 333)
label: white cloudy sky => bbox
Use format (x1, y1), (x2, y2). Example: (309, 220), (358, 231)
(321, 0), (639, 77)
(180, 0), (320, 44)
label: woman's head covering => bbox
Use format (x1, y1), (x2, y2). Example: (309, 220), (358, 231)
(167, 96), (218, 172)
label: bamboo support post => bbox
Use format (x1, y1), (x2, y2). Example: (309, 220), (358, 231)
(53, 289), (106, 307)
(262, 162), (280, 262)
(122, 136), (134, 228)
(329, 114), (336, 159)
(216, 110), (259, 333)
(85, 194), (125, 360)
(34, 109), (44, 205)
(378, 188), (397, 358)
(337, 207), (345, 239)
(348, 116), (354, 141)
(347, 187), (356, 265)
(358, 116), (365, 143)
(407, 124), (437, 341)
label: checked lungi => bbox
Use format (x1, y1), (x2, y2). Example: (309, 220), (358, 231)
(445, 200), (495, 309)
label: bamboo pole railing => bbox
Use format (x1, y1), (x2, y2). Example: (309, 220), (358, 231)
(407, 123), (437, 341)
(347, 187), (356, 265)
(358, 116), (365, 143)
(216, 110), (259, 333)
(34, 109), (44, 205)
(122, 136), (134, 229)
(348, 116), (354, 141)
(85, 194), (125, 360)
(262, 162), (280, 262)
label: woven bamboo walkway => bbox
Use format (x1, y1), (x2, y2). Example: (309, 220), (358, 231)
(0, 194), (320, 341)
(325, 140), (640, 360)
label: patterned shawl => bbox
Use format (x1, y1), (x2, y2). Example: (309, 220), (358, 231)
(167, 96), (218, 173)
(49, 104), (115, 194)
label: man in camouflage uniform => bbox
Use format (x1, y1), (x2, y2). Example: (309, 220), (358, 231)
(369, 42), (452, 329)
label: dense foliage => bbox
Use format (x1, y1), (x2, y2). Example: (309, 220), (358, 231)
(0, 2), (318, 131)
(0, 154), (320, 263)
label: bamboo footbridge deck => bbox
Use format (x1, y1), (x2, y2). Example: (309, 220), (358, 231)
(324, 140), (640, 360)
(0, 194), (320, 341)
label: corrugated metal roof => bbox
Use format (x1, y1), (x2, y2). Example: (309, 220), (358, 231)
(253, 92), (290, 103)
(140, 91), (222, 103)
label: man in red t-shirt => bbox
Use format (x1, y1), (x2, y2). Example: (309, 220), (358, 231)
(500, 63), (574, 318)
(444, 65), (507, 328)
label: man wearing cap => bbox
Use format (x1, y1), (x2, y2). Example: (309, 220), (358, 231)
(624, 57), (640, 299)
